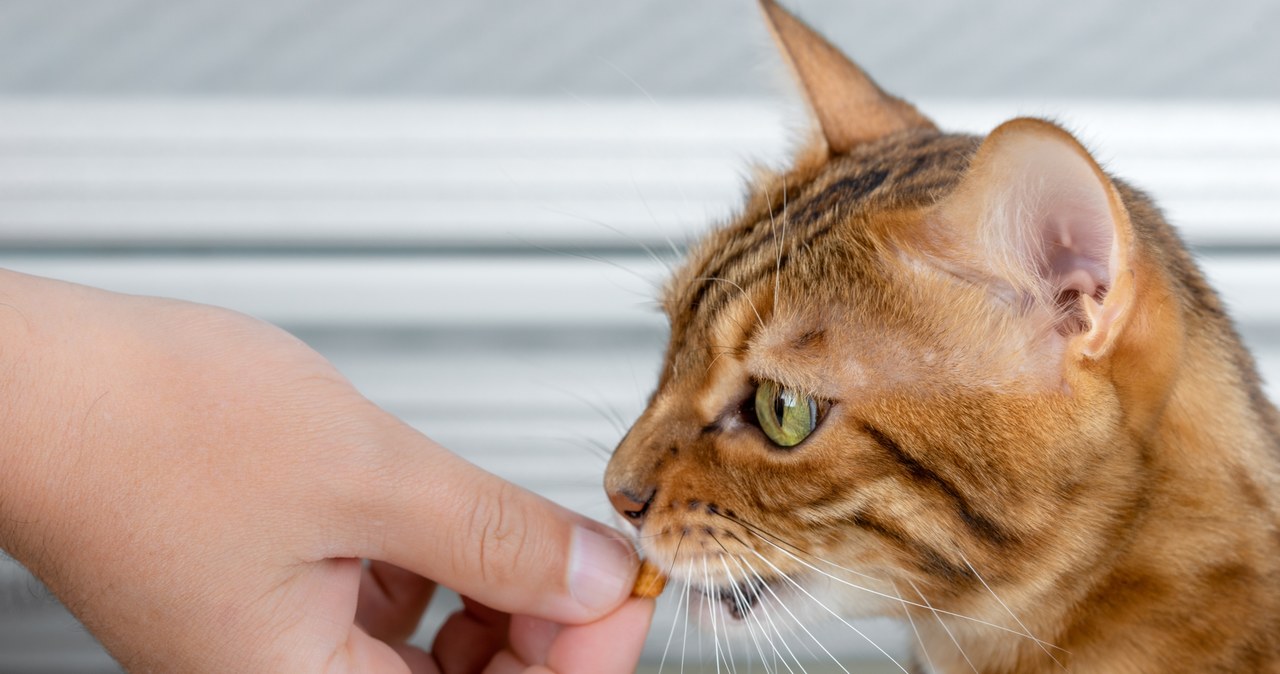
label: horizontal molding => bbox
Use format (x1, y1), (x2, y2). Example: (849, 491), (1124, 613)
(0, 254), (669, 328)
(2, 252), (1276, 327)
(0, 99), (1275, 249)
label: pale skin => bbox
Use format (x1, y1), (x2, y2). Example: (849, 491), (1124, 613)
(0, 269), (652, 673)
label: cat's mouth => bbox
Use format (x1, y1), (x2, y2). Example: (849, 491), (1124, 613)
(698, 576), (769, 620)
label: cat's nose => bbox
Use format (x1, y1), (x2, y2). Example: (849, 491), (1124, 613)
(608, 486), (656, 528)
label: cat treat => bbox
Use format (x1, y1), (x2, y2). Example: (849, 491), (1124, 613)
(630, 559), (667, 599)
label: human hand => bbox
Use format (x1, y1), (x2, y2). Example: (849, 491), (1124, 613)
(0, 270), (648, 673)
(360, 572), (655, 674)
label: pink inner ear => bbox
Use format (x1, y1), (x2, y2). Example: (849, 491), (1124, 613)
(1041, 195), (1114, 301)
(1005, 134), (1119, 323)
(941, 118), (1135, 356)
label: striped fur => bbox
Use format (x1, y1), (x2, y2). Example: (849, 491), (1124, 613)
(606, 3), (1280, 672)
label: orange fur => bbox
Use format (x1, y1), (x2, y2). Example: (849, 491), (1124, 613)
(605, 1), (1280, 672)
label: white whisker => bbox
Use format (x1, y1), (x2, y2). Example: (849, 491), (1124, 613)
(749, 549), (910, 673)
(749, 599), (790, 674)
(727, 553), (801, 674)
(602, 57), (657, 106)
(540, 381), (631, 437)
(960, 552), (1070, 668)
(719, 555), (774, 674)
(682, 560), (693, 674)
(729, 517), (885, 584)
(908, 578), (979, 674)
(696, 276), (766, 330)
(760, 598), (810, 674)
(702, 557), (725, 674)
(741, 554), (852, 674)
(741, 552), (829, 669)
(629, 175), (685, 260)
(767, 185), (780, 315)
(720, 565), (740, 674)
(705, 347), (736, 375)
(697, 559), (708, 671)
(739, 524), (1054, 645)
(773, 177), (789, 317)
(549, 435), (611, 464)
(752, 573), (815, 673)
(659, 573), (690, 674)
(894, 581), (937, 674)
(526, 222), (668, 288)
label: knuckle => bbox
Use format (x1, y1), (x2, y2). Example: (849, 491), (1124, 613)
(458, 480), (533, 586)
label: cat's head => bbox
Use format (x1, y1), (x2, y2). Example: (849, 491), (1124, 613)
(605, 0), (1178, 626)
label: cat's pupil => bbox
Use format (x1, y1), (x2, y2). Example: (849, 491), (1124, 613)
(774, 391), (790, 422)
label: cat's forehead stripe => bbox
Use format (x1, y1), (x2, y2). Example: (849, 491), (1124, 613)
(677, 132), (976, 331)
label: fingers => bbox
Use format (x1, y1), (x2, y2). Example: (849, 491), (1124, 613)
(336, 596), (517, 674)
(391, 644), (439, 674)
(431, 597), (509, 674)
(487, 600), (654, 674)
(350, 422), (638, 624)
(506, 615), (560, 666)
(543, 598), (654, 674)
(357, 561), (438, 643)
(351, 600), (655, 674)
(480, 651), (526, 674)
(327, 625), (422, 674)
(325, 629), (439, 674)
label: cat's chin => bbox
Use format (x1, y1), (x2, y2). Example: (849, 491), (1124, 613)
(693, 574), (773, 621)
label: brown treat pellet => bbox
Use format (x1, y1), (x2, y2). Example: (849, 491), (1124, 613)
(631, 559), (667, 598)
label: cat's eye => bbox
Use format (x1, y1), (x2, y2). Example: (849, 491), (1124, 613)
(753, 380), (821, 448)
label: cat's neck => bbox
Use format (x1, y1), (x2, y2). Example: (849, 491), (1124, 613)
(919, 267), (1280, 673)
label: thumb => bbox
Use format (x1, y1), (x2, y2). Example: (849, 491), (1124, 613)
(351, 423), (638, 624)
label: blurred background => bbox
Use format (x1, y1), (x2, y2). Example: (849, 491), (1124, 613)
(0, 0), (1276, 671)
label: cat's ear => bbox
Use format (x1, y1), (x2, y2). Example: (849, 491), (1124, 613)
(759, 0), (936, 154)
(936, 118), (1136, 359)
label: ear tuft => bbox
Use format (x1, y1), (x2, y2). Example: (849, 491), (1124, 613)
(759, 0), (936, 154)
(936, 118), (1136, 359)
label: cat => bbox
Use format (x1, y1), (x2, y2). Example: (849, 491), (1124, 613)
(604, 1), (1280, 672)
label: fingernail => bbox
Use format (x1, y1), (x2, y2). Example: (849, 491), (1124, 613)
(568, 526), (634, 614)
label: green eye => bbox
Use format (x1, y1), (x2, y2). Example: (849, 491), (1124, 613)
(753, 380), (820, 447)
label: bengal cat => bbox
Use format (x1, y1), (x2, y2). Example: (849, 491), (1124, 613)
(604, 1), (1280, 672)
